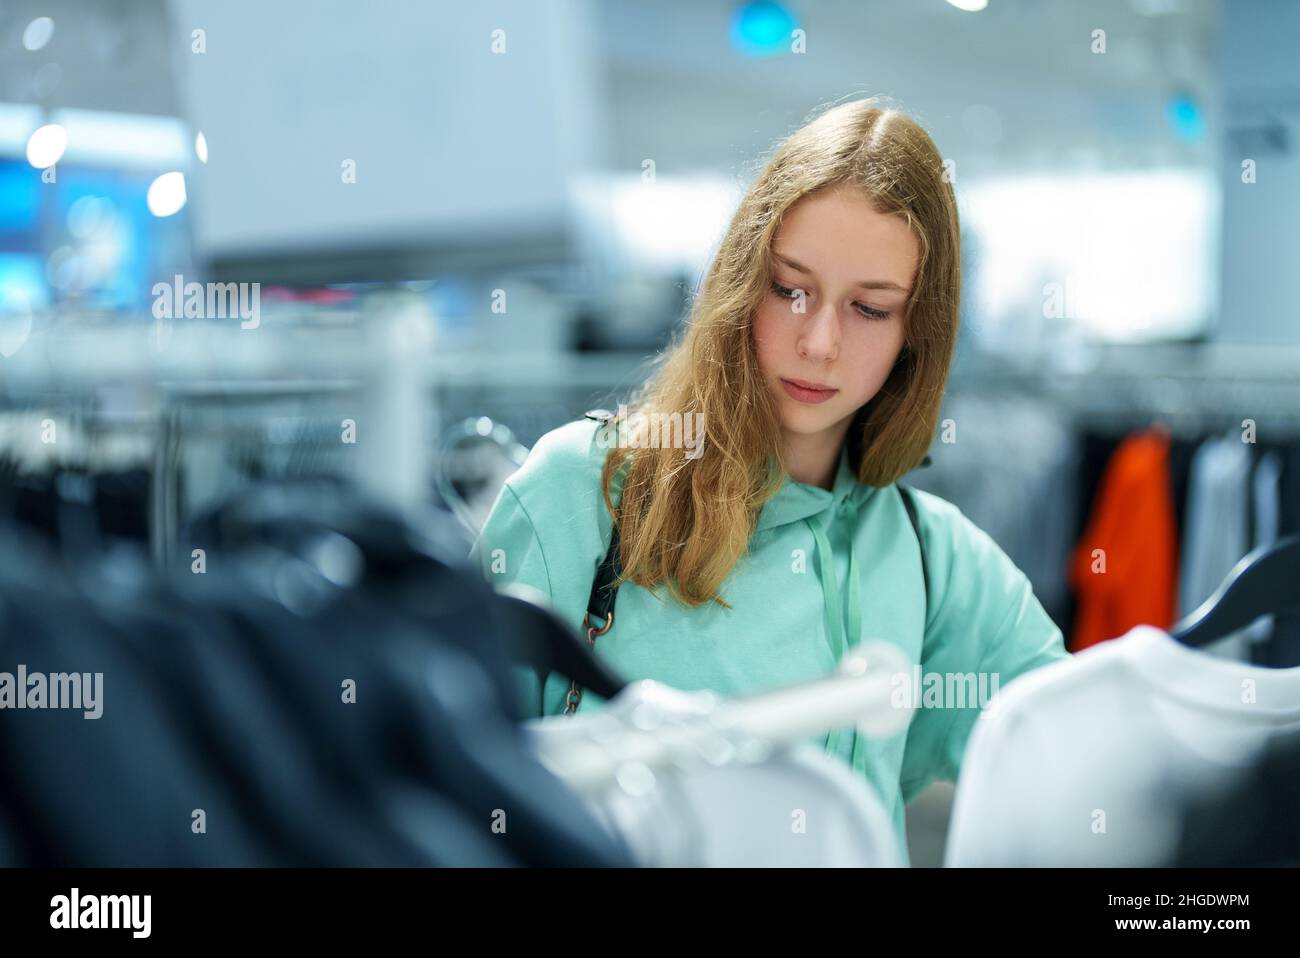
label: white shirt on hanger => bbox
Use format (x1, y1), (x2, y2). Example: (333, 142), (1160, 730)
(523, 679), (904, 867)
(943, 624), (1300, 867)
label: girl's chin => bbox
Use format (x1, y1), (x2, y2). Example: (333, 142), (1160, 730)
(778, 409), (841, 433)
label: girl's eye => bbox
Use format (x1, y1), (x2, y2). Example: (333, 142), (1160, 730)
(854, 303), (890, 321)
(771, 281), (890, 321)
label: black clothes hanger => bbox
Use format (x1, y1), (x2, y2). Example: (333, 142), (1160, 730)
(182, 479), (630, 709)
(1170, 534), (1300, 664)
(182, 478), (470, 572)
(487, 582), (629, 704)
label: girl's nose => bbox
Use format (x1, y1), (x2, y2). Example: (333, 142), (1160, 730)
(797, 304), (839, 363)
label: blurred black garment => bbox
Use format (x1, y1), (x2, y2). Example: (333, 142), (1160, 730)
(1268, 445), (1300, 666)
(0, 459), (150, 546)
(1168, 727), (1300, 866)
(0, 483), (633, 867)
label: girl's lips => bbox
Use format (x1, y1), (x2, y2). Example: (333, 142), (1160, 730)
(780, 378), (838, 404)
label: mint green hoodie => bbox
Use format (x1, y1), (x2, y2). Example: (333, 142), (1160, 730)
(468, 417), (1069, 864)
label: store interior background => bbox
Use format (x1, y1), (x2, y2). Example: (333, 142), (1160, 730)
(1, 0), (1297, 865)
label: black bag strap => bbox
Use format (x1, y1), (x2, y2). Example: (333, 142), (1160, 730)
(586, 505), (623, 629)
(584, 410), (624, 632)
(897, 482), (930, 625)
(560, 410), (626, 715)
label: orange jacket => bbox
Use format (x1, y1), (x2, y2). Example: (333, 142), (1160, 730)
(1068, 428), (1179, 652)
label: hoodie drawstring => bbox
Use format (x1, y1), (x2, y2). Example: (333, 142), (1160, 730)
(806, 500), (862, 759)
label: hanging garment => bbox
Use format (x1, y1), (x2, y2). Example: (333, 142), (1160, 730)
(943, 624), (1300, 867)
(1270, 445), (1300, 666)
(1253, 450), (1283, 553)
(1179, 432), (1252, 621)
(522, 679), (904, 867)
(1246, 451), (1283, 647)
(1067, 428), (1178, 652)
(0, 464), (151, 546)
(470, 416), (1068, 865)
(0, 489), (635, 868)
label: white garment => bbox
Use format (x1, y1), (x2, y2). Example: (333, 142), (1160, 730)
(1248, 451), (1283, 645)
(1179, 433), (1252, 619)
(1253, 451), (1283, 550)
(523, 680), (903, 867)
(1179, 434), (1254, 661)
(944, 625), (1300, 867)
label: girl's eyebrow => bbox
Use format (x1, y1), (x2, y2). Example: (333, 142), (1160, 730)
(773, 252), (911, 294)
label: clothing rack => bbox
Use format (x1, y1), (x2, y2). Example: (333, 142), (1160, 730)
(0, 289), (438, 565)
(947, 343), (1300, 437)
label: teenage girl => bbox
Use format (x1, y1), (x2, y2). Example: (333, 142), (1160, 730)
(470, 97), (1069, 859)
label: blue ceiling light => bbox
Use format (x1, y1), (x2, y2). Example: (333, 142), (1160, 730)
(730, 1), (797, 57)
(1166, 93), (1206, 143)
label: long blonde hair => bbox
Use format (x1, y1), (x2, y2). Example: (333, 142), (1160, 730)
(601, 97), (961, 609)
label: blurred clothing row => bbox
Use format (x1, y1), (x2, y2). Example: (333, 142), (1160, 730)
(910, 396), (1299, 662)
(1069, 425), (1298, 661)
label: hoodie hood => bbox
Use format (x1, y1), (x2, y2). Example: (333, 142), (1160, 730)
(755, 443), (878, 672)
(606, 434), (876, 668)
(754, 442), (876, 533)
